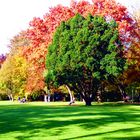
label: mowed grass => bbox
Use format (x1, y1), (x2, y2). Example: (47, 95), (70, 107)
(0, 101), (140, 140)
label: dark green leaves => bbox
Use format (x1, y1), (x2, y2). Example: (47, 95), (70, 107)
(45, 14), (126, 89)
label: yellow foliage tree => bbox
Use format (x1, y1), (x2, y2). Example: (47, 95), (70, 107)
(0, 47), (28, 100)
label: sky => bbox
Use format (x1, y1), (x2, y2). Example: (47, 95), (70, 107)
(0, 0), (140, 55)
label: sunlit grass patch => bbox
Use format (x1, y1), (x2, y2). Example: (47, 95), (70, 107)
(0, 101), (140, 140)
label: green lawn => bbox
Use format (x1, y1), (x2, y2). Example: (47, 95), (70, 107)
(0, 101), (140, 140)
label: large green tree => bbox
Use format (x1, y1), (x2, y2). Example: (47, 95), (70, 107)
(45, 14), (126, 105)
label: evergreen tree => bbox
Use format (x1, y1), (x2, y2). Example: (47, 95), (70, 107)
(45, 14), (126, 105)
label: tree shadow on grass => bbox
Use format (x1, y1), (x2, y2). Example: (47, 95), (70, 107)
(0, 103), (140, 140)
(61, 127), (140, 140)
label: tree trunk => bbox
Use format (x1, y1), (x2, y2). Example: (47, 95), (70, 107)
(118, 84), (127, 102)
(10, 94), (14, 101)
(8, 94), (14, 101)
(85, 98), (92, 106)
(8, 95), (11, 100)
(85, 101), (92, 106)
(79, 91), (92, 106)
(65, 85), (74, 102)
(84, 95), (92, 106)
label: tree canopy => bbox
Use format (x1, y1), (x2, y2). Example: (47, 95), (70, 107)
(25, 0), (135, 93)
(45, 14), (126, 105)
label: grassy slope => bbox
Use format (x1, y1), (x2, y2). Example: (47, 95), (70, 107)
(0, 101), (140, 140)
